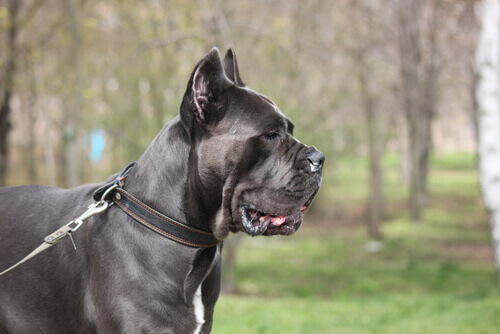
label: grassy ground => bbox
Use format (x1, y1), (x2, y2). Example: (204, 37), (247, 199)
(214, 295), (500, 334)
(212, 152), (500, 333)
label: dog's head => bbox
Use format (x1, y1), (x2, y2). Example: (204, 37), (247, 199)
(180, 48), (324, 239)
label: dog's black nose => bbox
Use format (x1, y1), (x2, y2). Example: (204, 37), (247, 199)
(307, 150), (325, 172)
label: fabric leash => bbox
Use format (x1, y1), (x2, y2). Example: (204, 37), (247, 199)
(0, 186), (115, 278)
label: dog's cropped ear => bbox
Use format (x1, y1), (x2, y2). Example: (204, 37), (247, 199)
(180, 48), (232, 127)
(223, 48), (245, 87)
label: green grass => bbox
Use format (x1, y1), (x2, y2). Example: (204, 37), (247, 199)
(431, 151), (477, 171)
(222, 229), (496, 300)
(212, 151), (500, 333)
(214, 295), (500, 334)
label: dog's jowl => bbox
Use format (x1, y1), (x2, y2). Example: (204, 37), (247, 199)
(0, 48), (323, 333)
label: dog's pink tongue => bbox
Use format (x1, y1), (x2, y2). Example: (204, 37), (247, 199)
(271, 216), (287, 226)
(259, 214), (287, 226)
(259, 214), (271, 223)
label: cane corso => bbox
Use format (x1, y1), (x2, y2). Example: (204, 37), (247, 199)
(0, 48), (324, 333)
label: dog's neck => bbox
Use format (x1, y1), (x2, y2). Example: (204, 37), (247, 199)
(122, 116), (218, 233)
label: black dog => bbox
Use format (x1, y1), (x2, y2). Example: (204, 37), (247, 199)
(0, 48), (323, 333)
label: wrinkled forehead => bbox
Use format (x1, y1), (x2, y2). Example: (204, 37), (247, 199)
(224, 86), (293, 132)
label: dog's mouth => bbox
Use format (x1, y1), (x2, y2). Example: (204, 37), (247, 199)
(240, 204), (307, 237)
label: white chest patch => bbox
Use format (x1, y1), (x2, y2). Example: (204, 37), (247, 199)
(192, 284), (205, 334)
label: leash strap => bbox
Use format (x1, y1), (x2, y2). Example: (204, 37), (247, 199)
(0, 191), (113, 278)
(0, 241), (54, 277)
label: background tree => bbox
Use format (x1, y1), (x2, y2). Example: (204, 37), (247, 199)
(475, 0), (500, 287)
(394, 0), (442, 223)
(0, 0), (19, 187)
(348, 0), (395, 240)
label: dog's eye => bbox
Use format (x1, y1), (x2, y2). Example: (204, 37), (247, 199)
(264, 132), (279, 140)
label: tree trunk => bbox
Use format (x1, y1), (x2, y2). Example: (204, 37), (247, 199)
(26, 66), (38, 183)
(221, 233), (242, 294)
(408, 118), (431, 223)
(0, 0), (20, 187)
(0, 91), (12, 187)
(359, 71), (384, 240)
(350, 0), (384, 239)
(44, 119), (58, 187)
(396, 0), (438, 223)
(61, 0), (82, 188)
(27, 109), (37, 183)
(397, 0), (423, 222)
(398, 113), (410, 186)
(475, 0), (500, 288)
(366, 114), (384, 240)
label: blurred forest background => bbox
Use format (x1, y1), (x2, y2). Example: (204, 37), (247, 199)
(2, 0), (500, 333)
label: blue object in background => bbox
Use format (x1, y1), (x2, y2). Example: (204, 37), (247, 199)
(89, 129), (106, 164)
